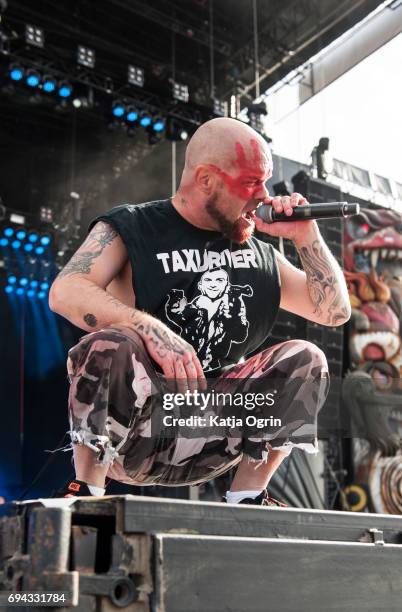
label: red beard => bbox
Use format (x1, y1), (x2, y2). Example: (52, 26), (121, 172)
(205, 195), (254, 244)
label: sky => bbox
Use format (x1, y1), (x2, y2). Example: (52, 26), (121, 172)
(268, 31), (402, 184)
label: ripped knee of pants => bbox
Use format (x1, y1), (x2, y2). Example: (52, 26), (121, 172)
(245, 441), (293, 468)
(69, 430), (119, 466)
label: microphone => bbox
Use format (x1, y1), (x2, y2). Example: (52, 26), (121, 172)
(256, 201), (360, 224)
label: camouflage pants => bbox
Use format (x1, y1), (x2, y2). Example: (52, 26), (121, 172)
(67, 326), (330, 487)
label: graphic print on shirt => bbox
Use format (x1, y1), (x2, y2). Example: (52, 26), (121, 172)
(164, 268), (253, 372)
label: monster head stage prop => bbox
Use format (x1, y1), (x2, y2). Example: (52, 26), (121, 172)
(342, 207), (402, 514)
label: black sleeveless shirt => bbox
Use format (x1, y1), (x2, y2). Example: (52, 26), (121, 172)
(89, 199), (281, 374)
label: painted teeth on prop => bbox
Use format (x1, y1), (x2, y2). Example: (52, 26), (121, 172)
(369, 453), (402, 514)
(351, 331), (400, 362)
(370, 250), (379, 269)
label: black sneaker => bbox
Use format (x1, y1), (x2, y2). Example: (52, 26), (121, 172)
(52, 479), (95, 498)
(222, 489), (288, 507)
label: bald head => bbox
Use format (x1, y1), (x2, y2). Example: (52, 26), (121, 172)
(183, 117), (271, 176)
(172, 117), (272, 244)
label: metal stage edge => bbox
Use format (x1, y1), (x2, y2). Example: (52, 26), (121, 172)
(1, 494), (402, 611)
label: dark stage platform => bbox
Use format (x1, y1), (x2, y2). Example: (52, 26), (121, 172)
(1, 495), (402, 611)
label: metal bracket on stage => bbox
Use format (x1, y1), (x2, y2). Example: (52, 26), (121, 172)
(368, 527), (385, 546)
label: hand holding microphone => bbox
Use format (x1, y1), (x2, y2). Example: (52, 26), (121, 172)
(256, 201), (360, 223)
(253, 193), (360, 242)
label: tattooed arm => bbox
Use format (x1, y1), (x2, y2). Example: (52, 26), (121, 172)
(274, 224), (351, 327)
(49, 221), (206, 391)
(49, 221), (135, 331)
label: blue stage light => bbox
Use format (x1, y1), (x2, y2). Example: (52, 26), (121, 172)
(16, 287), (25, 296)
(24, 243), (34, 252)
(19, 278), (29, 286)
(10, 65), (24, 81)
(58, 82), (72, 98)
(27, 289), (35, 297)
(35, 246), (44, 255)
(153, 119), (165, 132)
(112, 101), (125, 118)
(30, 280), (39, 288)
(37, 291), (46, 299)
(8, 276), (17, 284)
(40, 235), (51, 246)
(16, 230), (26, 240)
(40, 282), (49, 291)
(5, 285), (14, 294)
(11, 240), (21, 249)
(4, 228), (14, 237)
(126, 108), (138, 122)
(140, 113), (152, 127)
(43, 75), (56, 93)
(26, 70), (40, 87)
(0, 238), (8, 247)
(28, 232), (39, 243)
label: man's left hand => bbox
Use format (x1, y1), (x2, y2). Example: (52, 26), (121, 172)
(254, 193), (317, 242)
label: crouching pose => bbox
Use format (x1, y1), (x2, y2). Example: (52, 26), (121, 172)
(49, 117), (350, 506)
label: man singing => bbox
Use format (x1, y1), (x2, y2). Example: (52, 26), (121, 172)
(49, 117), (351, 506)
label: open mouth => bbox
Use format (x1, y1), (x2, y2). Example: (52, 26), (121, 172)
(354, 247), (402, 274)
(241, 207), (258, 221)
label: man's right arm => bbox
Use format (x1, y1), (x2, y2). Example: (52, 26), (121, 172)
(49, 221), (206, 391)
(49, 221), (137, 332)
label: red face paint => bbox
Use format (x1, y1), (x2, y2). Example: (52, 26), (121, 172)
(206, 139), (271, 202)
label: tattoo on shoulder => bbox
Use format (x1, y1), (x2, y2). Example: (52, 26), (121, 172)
(57, 221), (118, 279)
(84, 313), (98, 327)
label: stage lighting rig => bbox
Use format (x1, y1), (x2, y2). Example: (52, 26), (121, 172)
(9, 63), (24, 81)
(173, 81), (189, 103)
(25, 24), (44, 48)
(166, 117), (189, 142)
(213, 98), (228, 117)
(9, 212), (25, 225)
(72, 87), (94, 110)
(126, 106), (138, 122)
(152, 116), (165, 132)
(26, 69), (40, 88)
(104, 77), (114, 94)
(77, 45), (95, 69)
(39, 206), (53, 224)
(0, 208), (56, 300)
(58, 81), (73, 98)
(139, 111), (152, 127)
(128, 65), (144, 88)
(42, 75), (56, 93)
(112, 100), (125, 118)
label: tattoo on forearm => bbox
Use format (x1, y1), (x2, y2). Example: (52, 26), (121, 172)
(83, 313), (97, 327)
(57, 222), (118, 279)
(297, 240), (350, 326)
